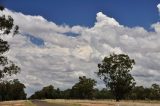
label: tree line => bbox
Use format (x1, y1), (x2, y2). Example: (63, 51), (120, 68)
(29, 76), (160, 100)
(0, 79), (26, 101)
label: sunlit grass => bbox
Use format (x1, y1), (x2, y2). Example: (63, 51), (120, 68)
(1, 100), (160, 106)
(0, 100), (24, 106)
(44, 99), (81, 106)
(24, 100), (36, 106)
(45, 99), (160, 106)
(0, 100), (35, 106)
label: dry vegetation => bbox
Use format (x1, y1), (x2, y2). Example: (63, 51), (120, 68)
(0, 100), (35, 106)
(45, 99), (160, 106)
(1, 100), (160, 106)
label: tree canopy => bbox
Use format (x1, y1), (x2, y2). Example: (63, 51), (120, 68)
(0, 79), (26, 101)
(0, 6), (20, 80)
(70, 76), (96, 99)
(29, 85), (61, 99)
(97, 53), (136, 101)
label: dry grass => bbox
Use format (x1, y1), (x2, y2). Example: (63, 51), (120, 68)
(24, 100), (36, 106)
(45, 99), (160, 106)
(0, 100), (25, 106)
(0, 100), (35, 106)
(45, 99), (81, 106)
(1, 100), (160, 106)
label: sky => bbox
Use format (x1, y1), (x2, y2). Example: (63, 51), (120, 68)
(1, 0), (160, 30)
(0, 1), (160, 97)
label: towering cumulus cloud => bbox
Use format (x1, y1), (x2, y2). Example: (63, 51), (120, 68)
(0, 8), (160, 96)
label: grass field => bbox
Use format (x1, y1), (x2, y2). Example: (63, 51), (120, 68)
(0, 100), (35, 106)
(0, 100), (160, 106)
(45, 99), (160, 106)
(24, 100), (36, 106)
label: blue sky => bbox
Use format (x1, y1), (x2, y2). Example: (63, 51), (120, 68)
(1, 0), (160, 30)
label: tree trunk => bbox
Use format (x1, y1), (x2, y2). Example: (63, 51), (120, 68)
(116, 97), (120, 102)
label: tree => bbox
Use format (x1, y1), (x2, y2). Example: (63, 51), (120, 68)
(29, 85), (60, 99)
(0, 79), (26, 101)
(97, 53), (136, 101)
(41, 85), (55, 99)
(0, 5), (4, 11)
(150, 84), (160, 100)
(94, 88), (113, 99)
(71, 76), (96, 99)
(61, 89), (71, 99)
(0, 6), (20, 80)
(129, 86), (146, 100)
(8, 79), (26, 100)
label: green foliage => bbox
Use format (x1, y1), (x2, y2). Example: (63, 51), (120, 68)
(0, 5), (22, 101)
(97, 53), (136, 101)
(0, 79), (26, 101)
(0, 5), (4, 11)
(29, 82), (160, 100)
(150, 84), (160, 100)
(70, 76), (96, 99)
(30, 76), (97, 100)
(0, 6), (20, 80)
(128, 84), (160, 100)
(0, 15), (19, 35)
(61, 89), (72, 99)
(94, 88), (113, 99)
(29, 85), (61, 99)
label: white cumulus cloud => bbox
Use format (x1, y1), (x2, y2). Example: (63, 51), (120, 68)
(1, 9), (160, 96)
(157, 3), (160, 15)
